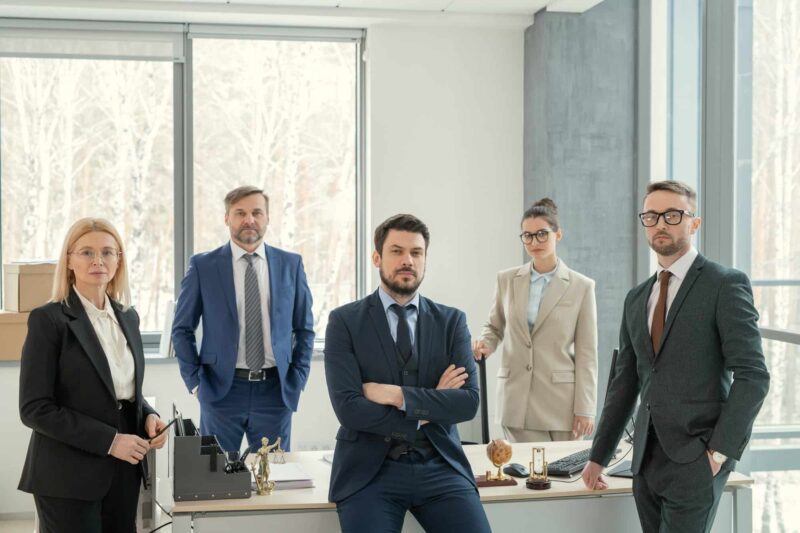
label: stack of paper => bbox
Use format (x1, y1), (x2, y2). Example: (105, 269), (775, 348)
(269, 462), (314, 490)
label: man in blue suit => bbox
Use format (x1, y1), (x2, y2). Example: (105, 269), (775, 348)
(173, 186), (314, 453)
(325, 214), (490, 532)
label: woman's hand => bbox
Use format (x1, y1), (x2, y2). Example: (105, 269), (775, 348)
(109, 434), (151, 464)
(145, 414), (168, 449)
(471, 340), (492, 361)
(572, 415), (595, 439)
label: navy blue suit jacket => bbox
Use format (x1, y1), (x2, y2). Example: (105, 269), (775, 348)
(324, 290), (480, 502)
(172, 242), (314, 410)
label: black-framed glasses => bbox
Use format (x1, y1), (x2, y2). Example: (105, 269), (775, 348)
(638, 209), (695, 227)
(519, 230), (552, 244)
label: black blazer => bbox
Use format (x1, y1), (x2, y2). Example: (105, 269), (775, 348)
(590, 254), (770, 474)
(18, 287), (156, 500)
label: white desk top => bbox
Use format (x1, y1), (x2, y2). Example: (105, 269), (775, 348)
(171, 440), (752, 514)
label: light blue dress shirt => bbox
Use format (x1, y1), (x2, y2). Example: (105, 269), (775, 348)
(378, 286), (420, 345)
(527, 261), (559, 330)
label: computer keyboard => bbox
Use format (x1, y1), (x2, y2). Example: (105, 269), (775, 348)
(547, 448), (593, 477)
(547, 447), (622, 477)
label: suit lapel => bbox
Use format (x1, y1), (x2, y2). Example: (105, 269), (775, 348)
(531, 261), (570, 337)
(416, 298), (433, 385)
(112, 301), (144, 398)
(512, 265), (531, 338)
(633, 275), (657, 361)
(655, 255), (706, 360)
(216, 244), (238, 324)
(367, 291), (401, 380)
(64, 289), (117, 402)
(264, 243), (278, 325)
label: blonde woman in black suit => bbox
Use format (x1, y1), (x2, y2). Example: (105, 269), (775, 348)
(473, 199), (598, 442)
(18, 218), (168, 533)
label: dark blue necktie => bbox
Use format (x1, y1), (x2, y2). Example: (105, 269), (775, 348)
(390, 304), (413, 364)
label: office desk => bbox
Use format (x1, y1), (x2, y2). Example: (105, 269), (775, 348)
(169, 441), (753, 532)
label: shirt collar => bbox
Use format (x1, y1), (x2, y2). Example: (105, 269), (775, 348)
(74, 286), (117, 323)
(530, 259), (559, 283)
(656, 246), (698, 282)
(230, 240), (264, 262)
(378, 286), (420, 314)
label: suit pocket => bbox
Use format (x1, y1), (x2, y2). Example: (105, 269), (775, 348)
(336, 427), (358, 441)
(551, 371), (576, 384)
(497, 367), (510, 379)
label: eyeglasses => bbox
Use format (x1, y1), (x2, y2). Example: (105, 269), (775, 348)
(69, 248), (121, 263)
(638, 209), (695, 227)
(519, 230), (553, 244)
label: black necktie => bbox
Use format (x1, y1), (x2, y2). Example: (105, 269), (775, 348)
(391, 304), (413, 364)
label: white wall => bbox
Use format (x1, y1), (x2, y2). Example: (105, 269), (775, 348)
(366, 24), (524, 442)
(0, 20), (523, 516)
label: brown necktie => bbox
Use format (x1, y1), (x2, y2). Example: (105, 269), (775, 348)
(651, 270), (672, 354)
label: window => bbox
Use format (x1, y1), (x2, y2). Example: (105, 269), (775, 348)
(733, 0), (800, 530)
(0, 21), (364, 344)
(0, 57), (175, 332)
(191, 36), (358, 337)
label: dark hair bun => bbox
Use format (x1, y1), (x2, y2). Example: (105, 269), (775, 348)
(532, 197), (558, 213)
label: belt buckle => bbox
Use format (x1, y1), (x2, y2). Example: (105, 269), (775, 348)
(248, 370), (263, 381)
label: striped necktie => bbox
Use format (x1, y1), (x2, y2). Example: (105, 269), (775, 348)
(243, 254), (265, 371)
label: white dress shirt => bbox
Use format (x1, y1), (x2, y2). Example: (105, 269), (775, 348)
(75, 288), (135, 401)
(647, 246), (699, 333)
(230, 241), (275, 369)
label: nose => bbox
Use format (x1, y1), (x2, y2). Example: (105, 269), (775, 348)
(91, 253), (104, 265)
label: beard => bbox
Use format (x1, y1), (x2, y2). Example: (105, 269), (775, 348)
(379, 265), (424, 297)
(235, 225), (264, 245)
(649, 232), (687, 256)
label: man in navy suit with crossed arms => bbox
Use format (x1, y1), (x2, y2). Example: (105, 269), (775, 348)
(324, 214), (490, 532)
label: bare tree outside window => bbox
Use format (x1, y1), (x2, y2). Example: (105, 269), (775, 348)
(192, 38), (357, 337)
(749, 0), (800, 531)
(0, 58), (174, 331)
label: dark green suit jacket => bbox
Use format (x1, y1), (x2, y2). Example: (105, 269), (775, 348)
(590, 254), (770, 473)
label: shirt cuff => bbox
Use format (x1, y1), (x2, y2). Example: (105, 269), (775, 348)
(574, 412), (595, 418)
(107, 433), (118, 455)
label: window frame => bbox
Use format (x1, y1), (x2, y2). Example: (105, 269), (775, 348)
(0, 20), (367, 355)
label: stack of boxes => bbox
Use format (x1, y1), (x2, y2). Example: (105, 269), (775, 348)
(0, 263), (56, 361)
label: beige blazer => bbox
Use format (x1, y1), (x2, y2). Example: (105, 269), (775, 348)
(479, 260), (598, 431)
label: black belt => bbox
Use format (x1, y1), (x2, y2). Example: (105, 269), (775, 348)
(234, 367), (278, 381)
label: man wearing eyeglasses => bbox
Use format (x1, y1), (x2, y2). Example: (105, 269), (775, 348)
(581, 180), (770, 533)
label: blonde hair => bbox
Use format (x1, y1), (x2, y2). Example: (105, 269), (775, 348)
(51, 218), (131, 308)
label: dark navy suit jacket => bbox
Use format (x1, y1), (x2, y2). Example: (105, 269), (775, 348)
(324, 290), (480, 502)
(172, 242), (314, 410)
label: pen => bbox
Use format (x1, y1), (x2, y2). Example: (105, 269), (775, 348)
(149, 417), (177, 443)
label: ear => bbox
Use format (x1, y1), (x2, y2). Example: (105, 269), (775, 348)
(690, 216), (702, 234)
(555, 229), (563, 242)
(372, 250), (381, 268)
(224, 212), (230, 227)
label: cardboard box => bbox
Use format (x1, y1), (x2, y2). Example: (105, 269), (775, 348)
(0, 310), (29, 361)
(3, 262), (56, 312)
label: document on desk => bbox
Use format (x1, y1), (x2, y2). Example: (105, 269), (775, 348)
(269, 463), (314, 490)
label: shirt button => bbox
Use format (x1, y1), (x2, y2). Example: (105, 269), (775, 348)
(384, 437), (391, 442)
(117, 402), (123, 410)
(526, 364), (532, 371)
(646, 403), (651, 411)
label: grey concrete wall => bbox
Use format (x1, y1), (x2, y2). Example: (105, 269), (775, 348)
(523, 0), (637, 411)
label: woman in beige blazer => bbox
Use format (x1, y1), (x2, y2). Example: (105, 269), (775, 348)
(473, 198), (598, 442)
